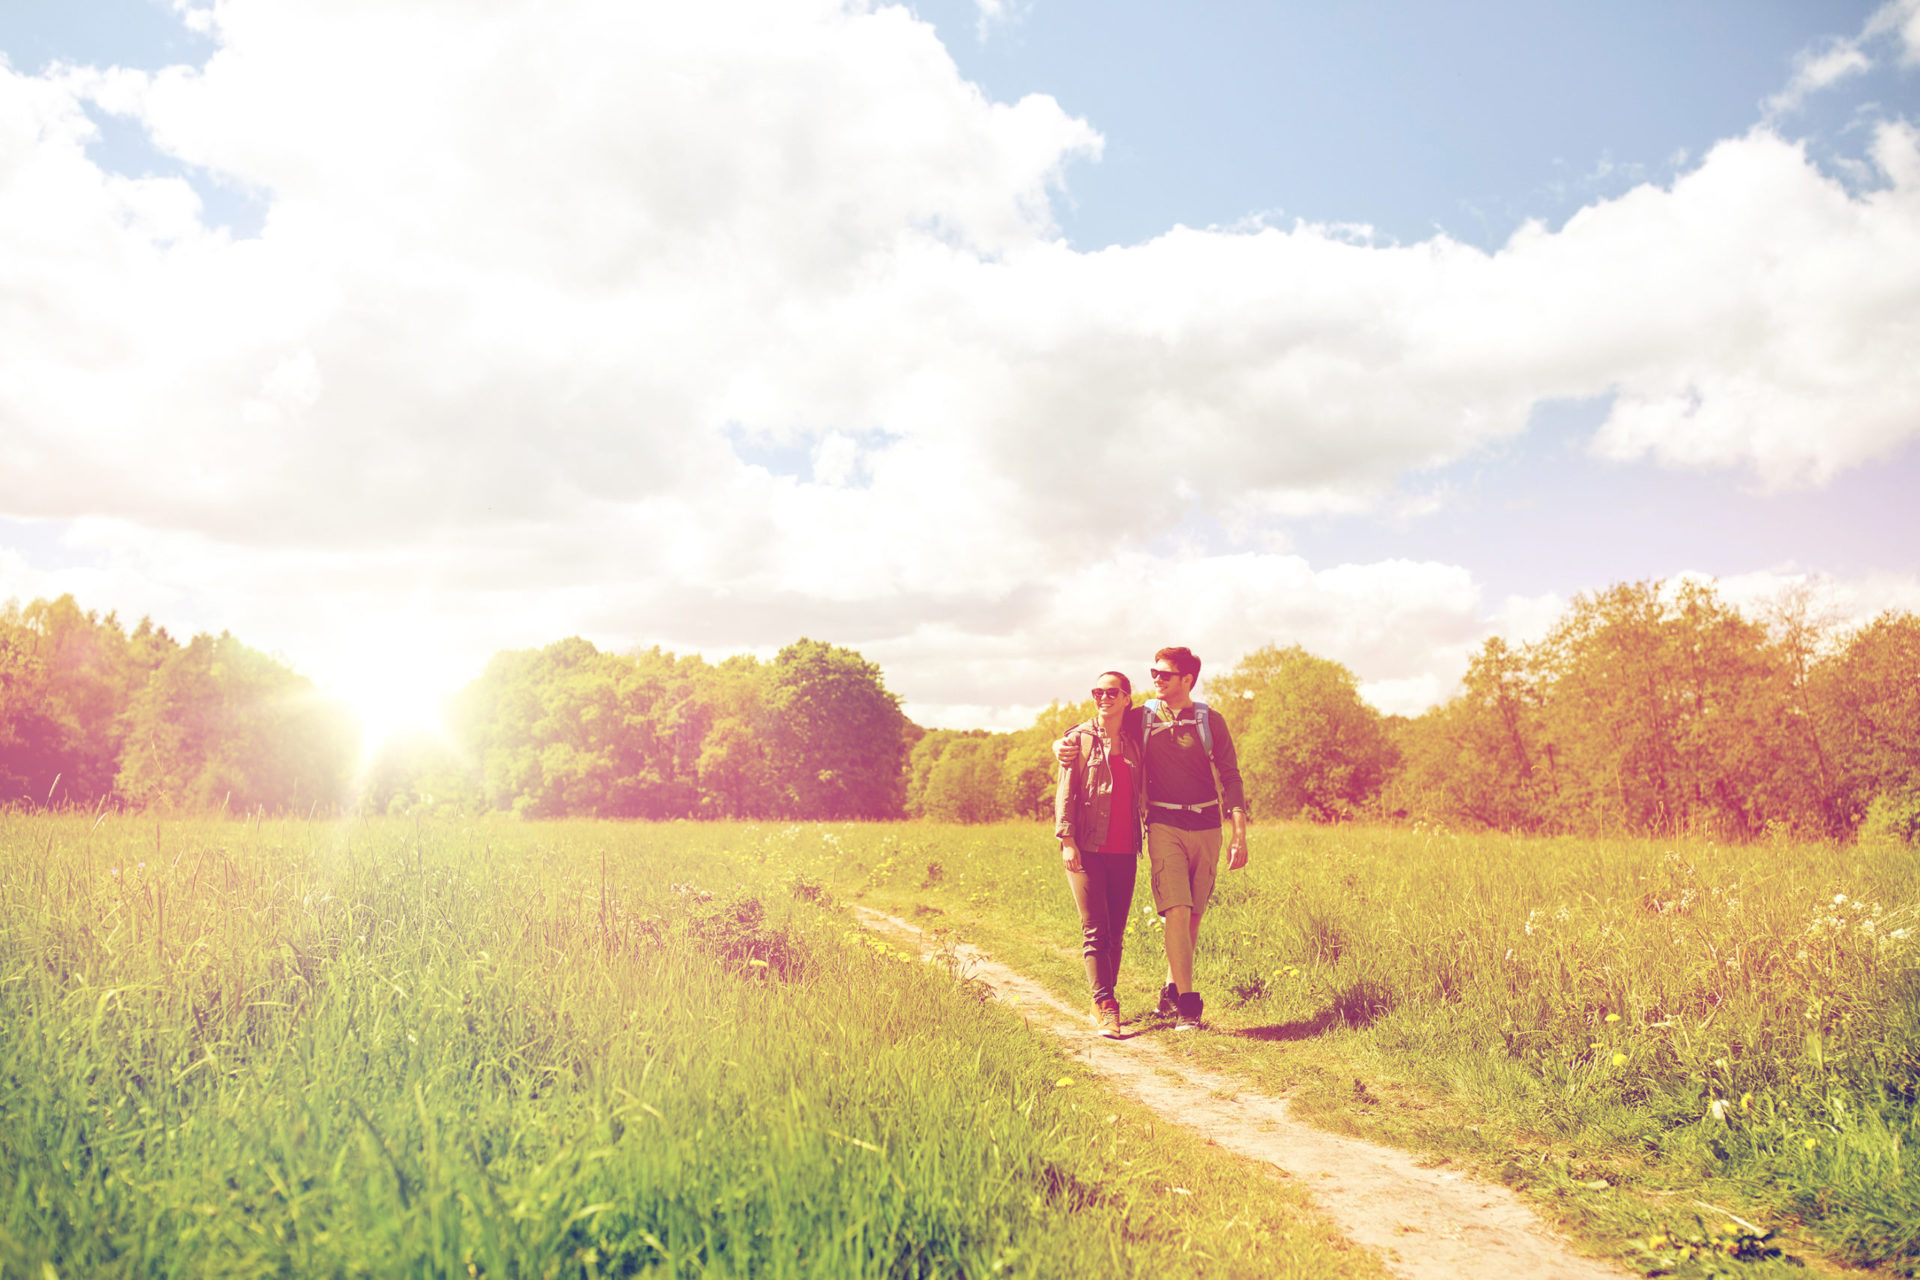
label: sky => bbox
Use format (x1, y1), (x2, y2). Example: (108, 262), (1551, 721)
(2, 0), (1918, 741)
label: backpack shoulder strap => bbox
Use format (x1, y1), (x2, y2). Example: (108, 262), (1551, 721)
(1140, 698), (1213, 756)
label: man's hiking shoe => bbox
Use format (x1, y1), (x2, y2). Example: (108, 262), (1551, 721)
(1174, 991), (1205, 1031)
(1156, 982), (1179, 1017)
(1096, 1000), (1124, 1039)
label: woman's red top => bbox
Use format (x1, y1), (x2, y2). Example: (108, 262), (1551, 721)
(1089, 748), (1137, 854)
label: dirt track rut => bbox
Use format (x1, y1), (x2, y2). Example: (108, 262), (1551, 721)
(852, 905), (1628, 1280)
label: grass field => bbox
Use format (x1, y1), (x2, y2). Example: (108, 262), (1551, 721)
(3, 815), (1916, 1277)
(0, 814), (1370, 1279)
(833, 819), (1920, 1277)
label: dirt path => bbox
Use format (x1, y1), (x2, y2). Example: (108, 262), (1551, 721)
(853, 905), (1629, 1280)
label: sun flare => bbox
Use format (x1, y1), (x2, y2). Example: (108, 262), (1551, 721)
(319, 642), (459, 762)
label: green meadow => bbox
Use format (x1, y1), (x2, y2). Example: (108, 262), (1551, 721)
(0, 815), (1365, 1280)
(3, 815), (1917, 1277)
(843, 820), (1920, 1276)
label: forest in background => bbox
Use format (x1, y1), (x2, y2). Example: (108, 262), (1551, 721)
(2, 580), (1916, 842)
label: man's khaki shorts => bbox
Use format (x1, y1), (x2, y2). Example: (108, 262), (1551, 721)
(1146, 823), (1222, 917)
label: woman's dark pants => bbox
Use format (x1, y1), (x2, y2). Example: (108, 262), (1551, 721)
(1066, 851), (1137, 1005)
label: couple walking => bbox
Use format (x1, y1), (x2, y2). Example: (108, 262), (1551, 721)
(1052, 646), (1248, 1037)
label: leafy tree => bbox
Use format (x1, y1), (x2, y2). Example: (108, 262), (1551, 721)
(1224, 644), (1395, 821)
(0, 622), (64, 804)
(1813, 611), (1920, 832)
(997, 726), (1064, 821)
(456, 646), (546, 811)
(0, 596), (179, 806)
(694, 655), (783, 819)
(1762, 581), (1844, 833)
(919, 734), (1002, 823)
(457, 635), (914, 821)
(1532, 582), (1680, 832)
(456, 639), (715, 818)
(1395, 637), (1551, 830)
(770, 639), (910, 819)
(1664, 581), (1812, 839)
(905, 730), (958, 818)
(1532, 580), (1810, 838)
(116, 632), (353, 812)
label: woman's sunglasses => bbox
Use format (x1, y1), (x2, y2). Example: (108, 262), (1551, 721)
(1090, 688), (1128, 700)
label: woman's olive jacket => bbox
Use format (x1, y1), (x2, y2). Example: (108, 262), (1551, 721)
(1053, 719), (1146, 852)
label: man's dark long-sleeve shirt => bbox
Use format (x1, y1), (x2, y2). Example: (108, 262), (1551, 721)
(1120, 703), (1247, 832)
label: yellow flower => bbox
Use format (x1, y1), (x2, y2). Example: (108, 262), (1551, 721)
(1803, 1137), (1818, 1151)
(1740, 1091), (1753, 1112)
(1611, 1052), (1628, 1067)
(1055, 1077), (1074, 1088)
(1605, 1013), (1621, 1023)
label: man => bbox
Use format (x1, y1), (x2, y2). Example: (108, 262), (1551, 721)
(1055, 646), (1248, 1030)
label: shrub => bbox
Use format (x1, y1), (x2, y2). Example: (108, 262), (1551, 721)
(1858, 788), (1920, 847)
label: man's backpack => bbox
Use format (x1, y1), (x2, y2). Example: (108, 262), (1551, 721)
(1140, 698), (1213, 757)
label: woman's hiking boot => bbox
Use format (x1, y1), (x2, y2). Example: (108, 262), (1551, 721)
(1174, 991), (1205, 1031)
(1096, 1000), (1124, 1038)
(1156, 982), (1179, 1017)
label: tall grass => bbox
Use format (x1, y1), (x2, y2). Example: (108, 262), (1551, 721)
(0, 815), (1362, 1279)
(823, 819), (1920, 1275)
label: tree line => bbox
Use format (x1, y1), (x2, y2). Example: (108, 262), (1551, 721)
(840, 579), (1920, 844)
(1390, 581), (1920, 843)
(437, 635), (910, 820)
(4, 583), (1916, 842)
(0, 596), (352, 812)
(0, 598), (915, 822)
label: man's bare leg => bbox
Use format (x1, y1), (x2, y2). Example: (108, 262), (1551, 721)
(1163, 905), (1195, 993)
(1162, 909), (1206, 993)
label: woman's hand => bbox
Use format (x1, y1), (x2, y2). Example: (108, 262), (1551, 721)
(1061, 840), (1084, 874)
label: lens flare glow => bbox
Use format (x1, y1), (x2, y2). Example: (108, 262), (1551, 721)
(315, 638), (459, 764)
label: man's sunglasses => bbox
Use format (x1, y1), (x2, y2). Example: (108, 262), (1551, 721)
(1090, 688), (1128, 700)
(1149, 668), (1184, 682)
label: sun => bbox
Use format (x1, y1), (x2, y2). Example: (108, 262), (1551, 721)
(319, 643), (459, 762)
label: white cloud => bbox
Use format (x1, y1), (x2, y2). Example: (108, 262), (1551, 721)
(1765, 0), (1920, 116)
(1865, 0), (1920, 65)
(1766, 39), (1873, 117)
(973, 0), (1034, 40)
(1577, 124), (1920, 485)
(3, 0), (1918, 728)
(1358, 675), (1448, 719)
(809, 431), (864, 487)
(9, 516), (1917, 733)
(1708, 567), (1920, 639)
(876, 551), (1488, 727)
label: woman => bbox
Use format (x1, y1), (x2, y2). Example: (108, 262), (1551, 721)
(1054, 670), (1146, 1038)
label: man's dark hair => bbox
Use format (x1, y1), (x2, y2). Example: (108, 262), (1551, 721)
(1154, 646), (1200, 680)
